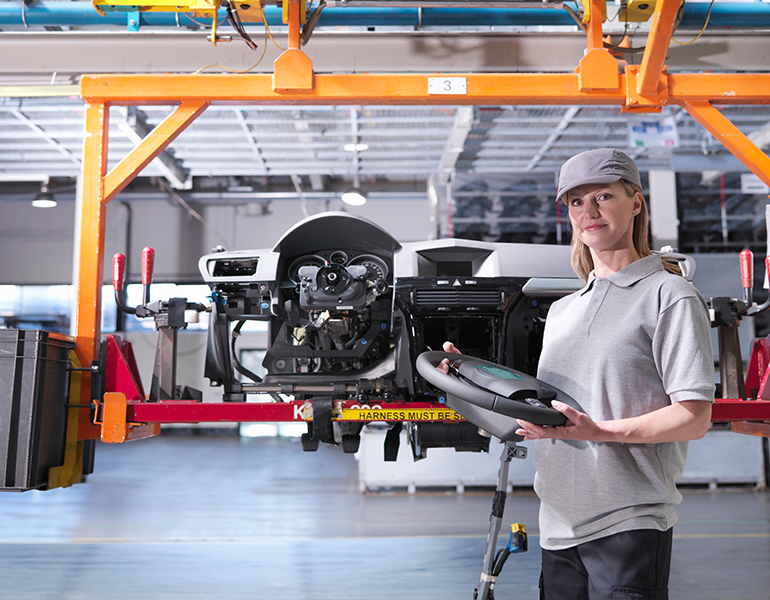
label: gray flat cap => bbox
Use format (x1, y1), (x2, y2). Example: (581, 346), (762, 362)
(556, 148), (642, 201)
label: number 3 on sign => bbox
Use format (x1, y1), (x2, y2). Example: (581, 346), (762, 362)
(428, 77), (467, 95)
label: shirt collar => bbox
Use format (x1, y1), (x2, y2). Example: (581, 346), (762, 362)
(580, 255), (663, 295)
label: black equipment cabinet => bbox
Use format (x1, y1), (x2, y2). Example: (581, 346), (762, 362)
(0, 330), (75, 492)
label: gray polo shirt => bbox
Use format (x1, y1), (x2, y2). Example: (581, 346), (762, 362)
(534, 255), (715, 551)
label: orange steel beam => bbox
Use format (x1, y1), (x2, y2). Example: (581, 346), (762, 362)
(81, 72), (770, 106)
(680, 100), (770, 188)
(83, 73), (589, 105)
(668, 72), (770, 104)
(637, 0), (680, 97)
(732, 421), (770, 437)
(104, 100), (209, 202)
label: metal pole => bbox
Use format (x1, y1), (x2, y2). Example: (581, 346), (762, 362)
(476, 441), (526, 599)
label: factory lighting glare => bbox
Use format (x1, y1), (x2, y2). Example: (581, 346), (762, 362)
(344, 143), (369, 152)
(31, 198), (58, 208)
(341, 188), (367, 206)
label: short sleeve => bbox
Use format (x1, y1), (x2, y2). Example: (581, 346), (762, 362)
(653, 294), (715, 404)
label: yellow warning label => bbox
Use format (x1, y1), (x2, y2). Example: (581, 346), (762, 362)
(337, 408), (465, 422)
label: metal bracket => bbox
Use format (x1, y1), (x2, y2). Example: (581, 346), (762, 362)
(507, 444), (528, 461)
(48, 350), (86, 490)
(127, 10), (140, 32)
(99, 392), (160, 444)
(577, 48), (620, 92)
(623, 64), (668, 113)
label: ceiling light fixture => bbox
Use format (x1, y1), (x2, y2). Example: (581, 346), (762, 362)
(344, 143), (369, 152)
(31, 198), (57, 208)
(32, 181), (57, 208)
(341, 187), (367, 206)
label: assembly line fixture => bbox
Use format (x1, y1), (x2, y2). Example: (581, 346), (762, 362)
(68, 0), (770, 449)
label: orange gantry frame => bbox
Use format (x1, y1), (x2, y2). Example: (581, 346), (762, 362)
(75, 0), (770, 440)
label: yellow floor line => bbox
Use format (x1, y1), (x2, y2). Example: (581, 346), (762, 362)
(0, 531), (767, 544)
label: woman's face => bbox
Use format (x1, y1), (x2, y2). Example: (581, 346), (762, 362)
(566, 181), (642, 254)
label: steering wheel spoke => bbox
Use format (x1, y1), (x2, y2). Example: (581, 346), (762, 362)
(415, 351), (577, 442)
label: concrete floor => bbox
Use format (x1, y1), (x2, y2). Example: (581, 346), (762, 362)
(1, 432), (769, 600)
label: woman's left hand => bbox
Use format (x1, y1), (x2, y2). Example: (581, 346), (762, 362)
(516, 399), (712, 444)
(515, 401), (604, 442)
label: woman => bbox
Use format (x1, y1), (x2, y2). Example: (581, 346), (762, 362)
(521, 147), (715, 600)
(445, 148), (715, 600)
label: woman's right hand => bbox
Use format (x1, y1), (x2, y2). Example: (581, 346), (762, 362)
(436, 341), (462, 373)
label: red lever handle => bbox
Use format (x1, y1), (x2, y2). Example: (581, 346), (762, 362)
(766, 256), (770, 283)
(113, 253), (126, 291)
(740, 249), (753, 289)
(142, 247), (155, 286)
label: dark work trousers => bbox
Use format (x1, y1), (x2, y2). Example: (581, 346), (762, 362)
(539, 528), (673, 600)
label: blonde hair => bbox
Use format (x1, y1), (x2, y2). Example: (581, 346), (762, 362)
(566, 180), (680, 281)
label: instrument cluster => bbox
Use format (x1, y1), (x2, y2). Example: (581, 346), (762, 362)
(287, 250), (390, 288)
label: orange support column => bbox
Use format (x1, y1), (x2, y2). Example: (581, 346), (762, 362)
(636, 0), (680, 97)
(273, 0), (314, 91)
(584, 0), (605, 51)
(74, 101), (109, 440)
(577, 0), (620, 92)
(74, 96), (209, 441)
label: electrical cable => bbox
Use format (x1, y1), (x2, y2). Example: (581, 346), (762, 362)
(193, 25), (268, 73)
(492, 548), (510, 576)
(156, 179), (231, 248)
(673, 0), (715, 46)
(231, 320), (283, 402)
(301, 1), (326, 46)
(566, 1), (686, 54)
(263, 10), (286, 51)
(231, 320), (261, 382)
(563, 4), (637, 53)
(477, 547), (511, 600)
(562, 3), (585, 32)
(182, 10), (228, 29)
(604, 2), (630, 51)
(225, 0), (258, 50)
(21, 0), (29, 28)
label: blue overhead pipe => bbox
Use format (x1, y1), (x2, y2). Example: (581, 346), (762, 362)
(316, 7), (577, 27)
(0, 2), (769, 30)
(677, 1), (770, 29)
(0, 4), (574, 27)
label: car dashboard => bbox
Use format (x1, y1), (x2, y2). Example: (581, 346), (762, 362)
(199, 211), (580, 457)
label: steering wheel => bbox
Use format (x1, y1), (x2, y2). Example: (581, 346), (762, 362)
(416, 351), (576, 442)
